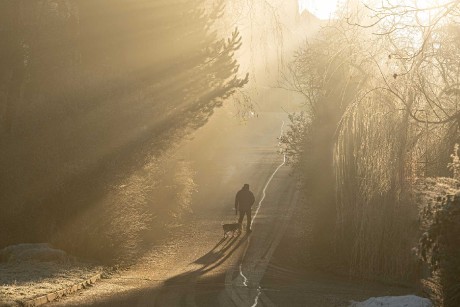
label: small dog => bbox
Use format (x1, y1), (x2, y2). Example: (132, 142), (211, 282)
(222, 222), (240, 238)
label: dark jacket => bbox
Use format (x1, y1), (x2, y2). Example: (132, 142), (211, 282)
(235, 187), (255, 211)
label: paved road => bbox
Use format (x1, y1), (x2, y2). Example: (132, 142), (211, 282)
(150, 114), (296, 307)
(51, 111), (297, 307)
(50, 110), (414, 307)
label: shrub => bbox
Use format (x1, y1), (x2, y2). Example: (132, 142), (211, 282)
(418, 192), (460, 307)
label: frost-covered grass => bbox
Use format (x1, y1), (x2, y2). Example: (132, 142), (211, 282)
(0, 261), (101, 306)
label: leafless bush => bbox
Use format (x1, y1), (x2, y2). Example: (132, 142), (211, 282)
(280, 19), (369, 268)
(415, 176), (460, 307)
(280, 1), (460, 282)
(335, 92), (420, 281)
(332, 0), (460, 282)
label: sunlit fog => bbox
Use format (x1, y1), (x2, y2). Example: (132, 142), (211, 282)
(1, 0), (460, 306)
(298, 0), (340, 19)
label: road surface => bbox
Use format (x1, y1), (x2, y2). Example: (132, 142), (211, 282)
(50, 111), (298, 306)
(50, 110), (412, 307)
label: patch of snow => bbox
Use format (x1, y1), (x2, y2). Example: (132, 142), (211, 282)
(350, 295), (433, 307)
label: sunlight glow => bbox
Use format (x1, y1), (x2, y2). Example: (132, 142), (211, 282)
(298, 0), (450, 20)
(298, 0), (340, 19)
(374, 0), (452, 13)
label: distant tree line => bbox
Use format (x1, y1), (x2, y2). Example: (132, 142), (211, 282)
(0, 0), (247, 263)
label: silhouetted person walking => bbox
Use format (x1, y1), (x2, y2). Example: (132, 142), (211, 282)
(235, 184), (255, 233)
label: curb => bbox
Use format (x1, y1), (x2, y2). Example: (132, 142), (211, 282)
(21, 272), (102, 307)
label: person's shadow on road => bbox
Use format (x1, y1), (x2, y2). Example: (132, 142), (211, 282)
(193, 234), (240, 266)
(158, 233), (249, 290)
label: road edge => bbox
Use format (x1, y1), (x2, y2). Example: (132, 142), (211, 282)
(225, 175), (300, 306)
(21, 272), (102, 307)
